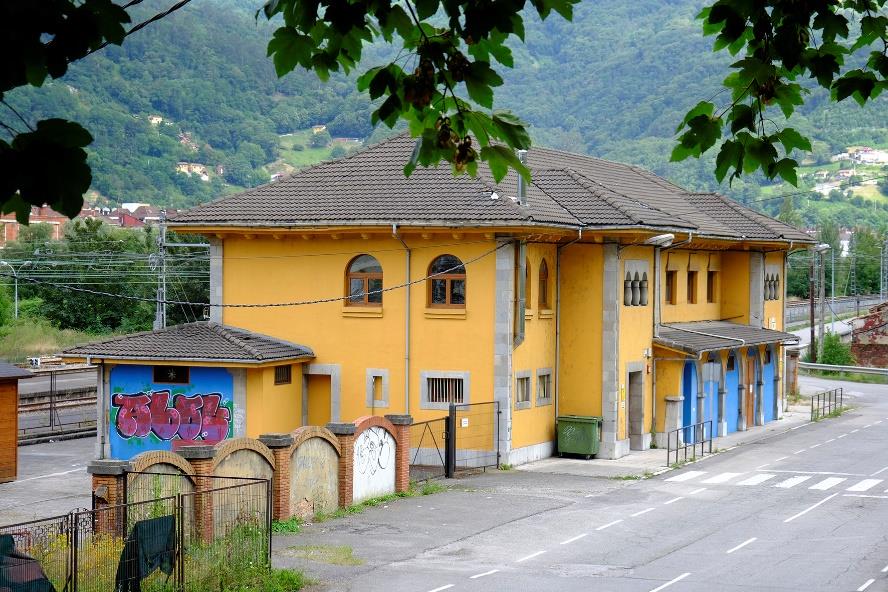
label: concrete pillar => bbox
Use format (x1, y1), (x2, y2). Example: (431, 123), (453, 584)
(259, 433), (294, 521)
(737, 354), (748, 431)
(660, 396), (684, 448)
(327, 422), (356, 508)
(599, 243), (628, 459)
(756, 378), (765, 426)
(493, 240), (514, 463)
(695, 359), (705, 433)
(179, 444), (216, 543)
(774, 348), (783, 419)
(385, 414), (413, 493)
(88, 459), (131, 535)
(785, 347), (800, 405)
(717, 388), (727, 437)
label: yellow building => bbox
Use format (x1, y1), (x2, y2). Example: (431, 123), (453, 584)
(71, 134), (813, 463)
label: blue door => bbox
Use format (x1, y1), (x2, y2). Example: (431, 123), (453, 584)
(703, 361), (719, 437)
(763, 350), (776, 423)
(682, 362), (697, 442)
(724, 356), (740, 433)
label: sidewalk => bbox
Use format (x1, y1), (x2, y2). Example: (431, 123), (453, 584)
(517, 404), (812, 479)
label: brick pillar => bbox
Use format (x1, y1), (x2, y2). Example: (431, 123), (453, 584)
(259, 433), (294, 521)
(385, 415), (413, 493)
(87, 459), (131, 535)
(179, 445), (216, 543)
(327, 423), (355, 508)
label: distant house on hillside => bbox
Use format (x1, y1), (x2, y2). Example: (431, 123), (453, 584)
(853, 149), (888, 165)
(148, 115), (164, 126)
(0, 206), (68, 247)
(176, 162), (210, 181)
(311, 125), (327, 134)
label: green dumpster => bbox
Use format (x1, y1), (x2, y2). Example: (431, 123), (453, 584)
(556, 415), (602, 458)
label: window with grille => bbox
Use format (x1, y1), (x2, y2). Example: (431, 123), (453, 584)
(515, 375), (531, 409)
(274, 365), (292, 385)
(426, 377), (464, 404)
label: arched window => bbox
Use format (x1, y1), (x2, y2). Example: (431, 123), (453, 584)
(525, 258), (531, 310)
(428, 254), (466, 307)
(346, 254), (383, 306)
(539, 259), (549, 308)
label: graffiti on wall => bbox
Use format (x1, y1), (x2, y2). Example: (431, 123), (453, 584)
(352, 426), (395, 503)
(109, 365), (234, 459)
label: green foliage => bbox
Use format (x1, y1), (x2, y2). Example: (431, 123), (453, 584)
(675, 0), (888, 186)
(820, 331), (856, 366)
(308, 130), (332, 149)
(0, 317), (99, 362)
(0, 286), (12, 327)
(272, 517), (304, 534)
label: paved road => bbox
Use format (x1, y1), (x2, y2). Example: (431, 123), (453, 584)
(277, 377), (888, 592)
(791, 318), (855, 347)
(17, 368), (97, 396)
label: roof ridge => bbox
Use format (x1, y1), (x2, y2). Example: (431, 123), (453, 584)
(208, 322), (264, 359)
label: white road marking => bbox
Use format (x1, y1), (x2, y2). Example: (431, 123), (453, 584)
(847, 479), (883, 492)
(688, 487), (707, 495)
(649, 572), (691, 592)
(881, 563), (888, 573)
(726, 537), (757, 554)
(427, 586), (454, 592)
(756, 463), (771, 469)
(825, 438), (836, 443)
(758, 470), (866, 476)
(596, 519), (623, 531)
(4, 467), (84, 484)
(470, 569), (499, 579)
(845, 494), (888, 499)
(666, 471), (706, 482)
(663, 497), (683, 505)
(864, 424), (873, 429)
(870, 466), (888, 477)
(838, 434), (848, 439)
(737, 474), (776, 486)
(857, 578), (875, 591)
(790, 422), (813, 430)
(809, 443), (821, 449)
(852, 429), (860, 433)
(775, 475), (813, 488)
(809, 477), (846, 490)
(794, 449), (806, 454)
(703, 472), (743, 484)
(516, 551), (546, 563)
(631, 508), (656, 517)
(784, 493), (839, 523)
(875, 420), (883, 425)
(560, 533), (587, 545)
(775, 456), (788, 461)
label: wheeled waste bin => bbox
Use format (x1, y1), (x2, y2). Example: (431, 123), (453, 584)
(556, 415), (602, 459)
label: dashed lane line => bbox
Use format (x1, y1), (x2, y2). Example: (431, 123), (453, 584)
(688, 488), (707, 495)
(784, 493), (839, 523)
(870, 466), (888, 477)
(794, 449), (806, 455)
(726, 537), (757, 554)
(596, 519), (623, 531)
(846, 494), (888, 499)
(809, 443), (821, 449)
(847, 479), (883, 492)
(775, 456), (789, 461)
(838, 434), (848, 439)
(875, 420), (883, 425)
(857, 578), (875, 591)
(756, 463), (771, 469)
(516, 551), (546, 563)
(427, 586), (454, 592)
(864, 424), (873, 429)
(852, 429), (860, 433)
(649, 572), (691, 592)
(470, 570), (499, 579)
(663, 497), (683, 505)
(631, 508), (656, 517)
(825, 438), (836, 443)
(560, 533), (587, 545)
(881, 563), (888, 573)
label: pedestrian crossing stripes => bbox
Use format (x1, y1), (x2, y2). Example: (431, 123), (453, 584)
(665, 471), (883, 493)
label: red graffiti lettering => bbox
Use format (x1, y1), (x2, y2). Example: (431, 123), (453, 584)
(200, 393), (230, 442)
(112, 393), (151, 438)
(112, 391), (231, 445)
(174, 394), (204, 441)
(149, 391), (180, 440)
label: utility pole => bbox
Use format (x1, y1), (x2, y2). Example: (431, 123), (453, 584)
(881, 240), (887, 303)
(154, 210), (167, 330)
(819, 248), (827, 359)
(809, 251), (817, 362)
(810, 244), (831, 362)
(0, 260), (33, 319)
(830, 248), (835, 327)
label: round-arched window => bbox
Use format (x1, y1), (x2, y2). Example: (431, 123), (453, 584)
(428, 255), (466, 307)
(346, 254), (383, 306)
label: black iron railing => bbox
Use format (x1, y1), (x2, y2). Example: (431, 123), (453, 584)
(667, 420), (713, 466)
(811, 387), (844, 421)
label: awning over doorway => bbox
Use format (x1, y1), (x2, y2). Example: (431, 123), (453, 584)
(654, 321), (799, 356)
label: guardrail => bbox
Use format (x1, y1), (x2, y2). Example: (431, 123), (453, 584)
(667, 420), (713, 466)
(811, 387), (844, 421)
(799, 362), (888, 377)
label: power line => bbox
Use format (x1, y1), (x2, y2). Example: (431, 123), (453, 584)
(0, 242), (507, 308)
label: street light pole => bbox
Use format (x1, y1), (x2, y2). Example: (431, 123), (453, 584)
(0, 260), (33, 319)
(810, 244), (831, 362)
(809, 253), (816, 362)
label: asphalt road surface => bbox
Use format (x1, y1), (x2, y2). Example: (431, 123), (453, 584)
(278, 377), (888, 592)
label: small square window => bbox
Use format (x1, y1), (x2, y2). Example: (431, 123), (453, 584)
(536, 370), (553, 406)
(366, 369), (390, 408)
(153, 365), (189, 384)
(274, 365), (292, 385)
(515, 375), (531, 410)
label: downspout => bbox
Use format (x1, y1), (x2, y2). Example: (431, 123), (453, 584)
(555, 227), (583, 417)
(393, 224), (411, 414)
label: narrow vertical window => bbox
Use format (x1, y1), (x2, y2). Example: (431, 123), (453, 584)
(665, 270), (677, 305)
(538, 259), (549, 308)
(346, 254), (383, 306)
(525, 258), (531, 311)
(687, 271), (698, 304)
(707, 271), (718, 303)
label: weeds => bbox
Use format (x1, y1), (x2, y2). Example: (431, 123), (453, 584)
(309, 481), (445, 524)
(272, 517), (304, 534)
(498, 464), (513, 471)
(812, 406), (853, 422)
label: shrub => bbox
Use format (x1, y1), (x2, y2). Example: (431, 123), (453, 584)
(820, 331), (855, 366)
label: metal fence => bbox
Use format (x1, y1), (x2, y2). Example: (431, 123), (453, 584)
(0, 474), (270, 591)
(786, 295), (882, 324)
(667, 420), (713, 466)
(409, 418), (448, 482)
(452, 402), (500, 473)
(18, 368), (97, 444)
(811, 387), (844, 421)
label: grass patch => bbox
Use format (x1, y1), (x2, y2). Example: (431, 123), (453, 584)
(610, 472), (655, 480)
(803, 369), (887, 385)
(787, 390), (805, 405)
(669, 457), (697, 470)
(282, 545), (364, 566)
(812, 405), (853, 422)
(310, 481), (445, 524)
(272, 516), (304, 534)
(0, 318), (108, 362)
(498, 463), (513, 471)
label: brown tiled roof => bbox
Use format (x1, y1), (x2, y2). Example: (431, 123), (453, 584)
(0, 361), (31, 380)
(654, 321), (800, 355)
(170, 133), (812, 243)
(62, 322), (314, 364)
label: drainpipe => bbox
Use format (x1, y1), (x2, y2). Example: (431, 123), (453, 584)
(555, 227), (583, 417)
(514, 240), (526, 347)
(393, 224), (411, 414)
